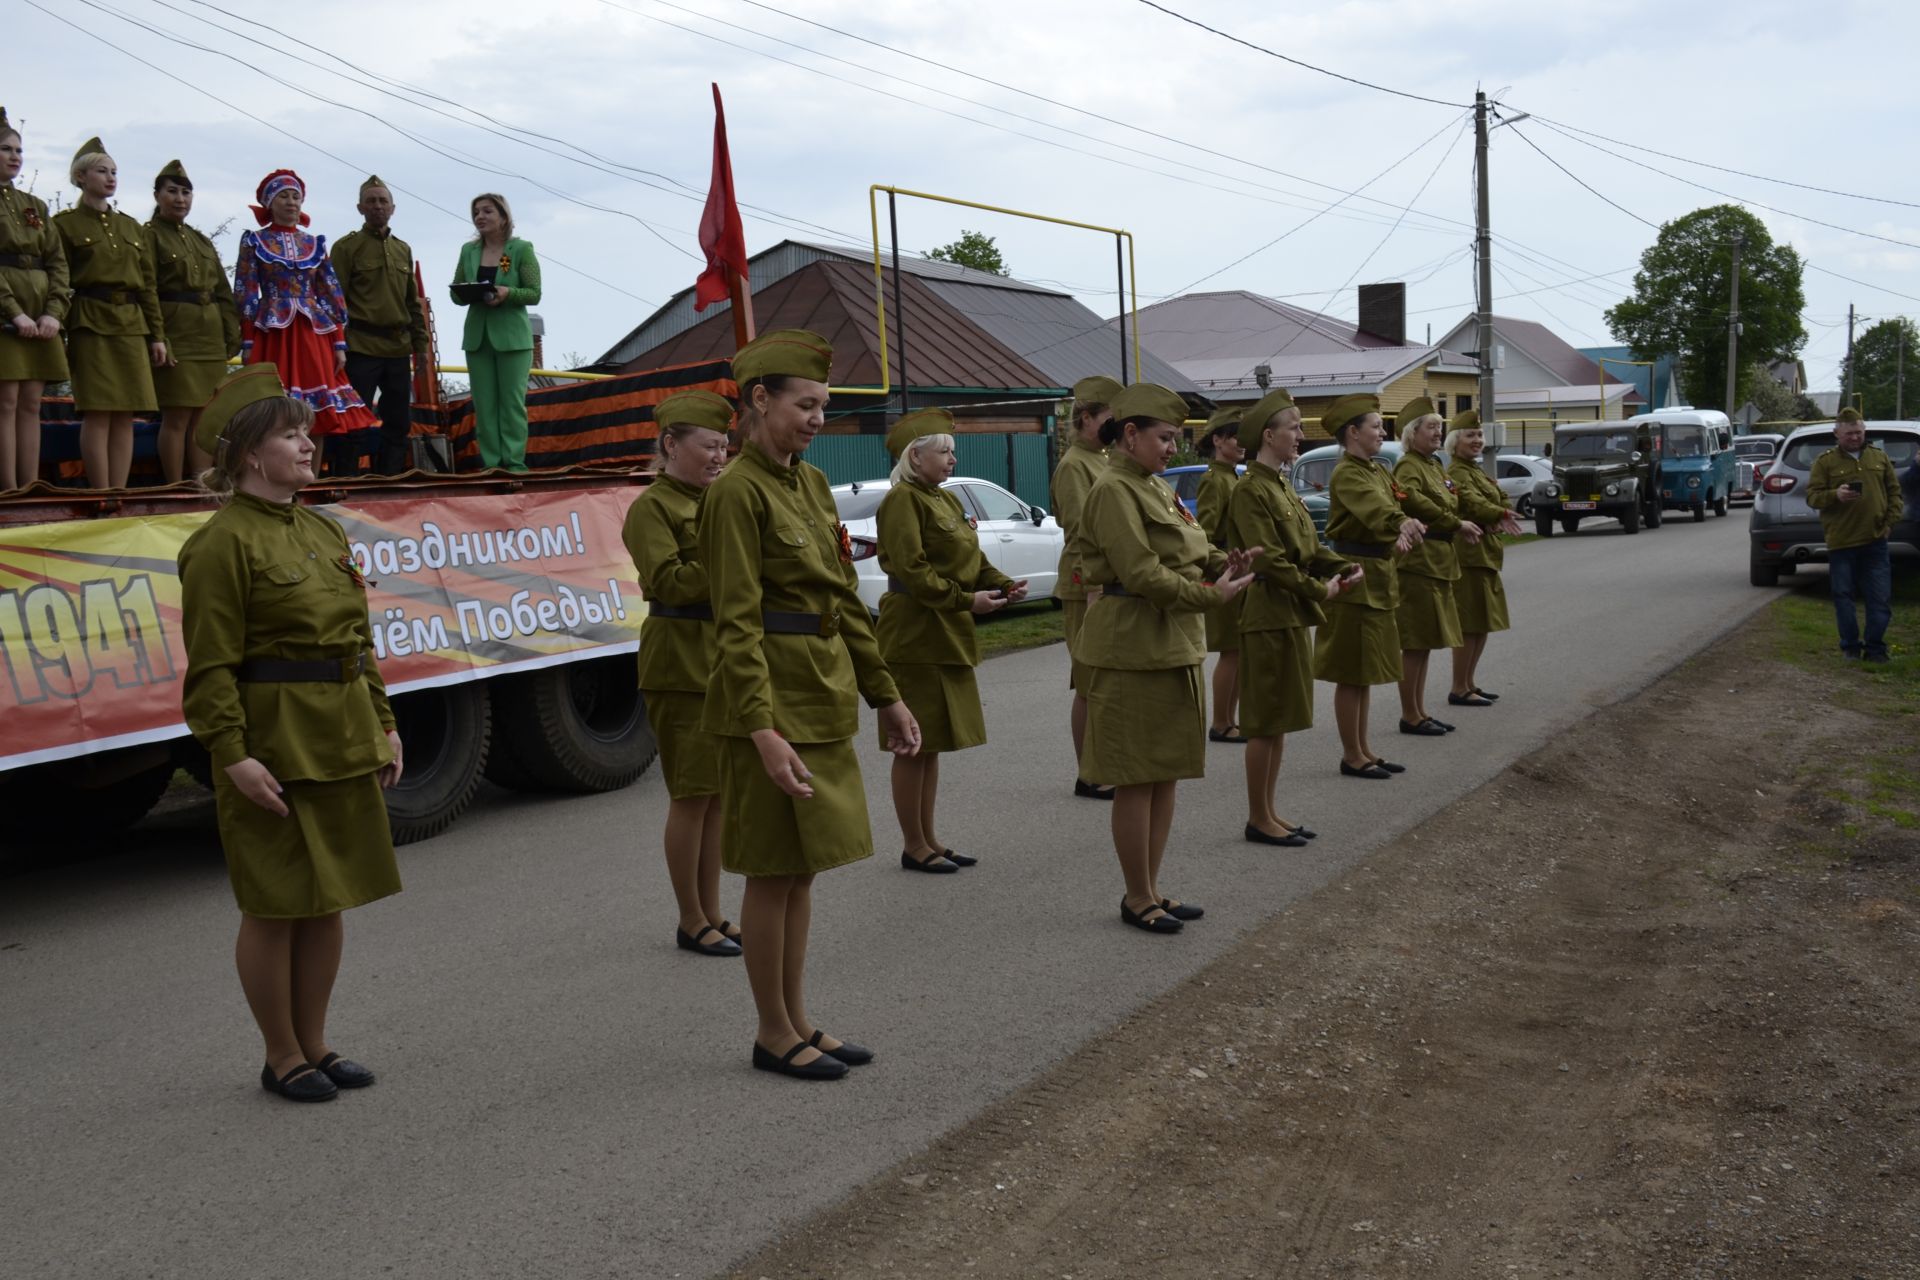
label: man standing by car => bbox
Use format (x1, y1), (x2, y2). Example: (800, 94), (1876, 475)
(1807, 408), (1899, 662)
(331, 176), (428, 475)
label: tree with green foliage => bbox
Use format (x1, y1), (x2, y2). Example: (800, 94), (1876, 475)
(1840, 317), (1919, 420)
(1605, 205), (1806, 413)
(1742, 361), (1801, 424)
(927, 230), (1009, 276)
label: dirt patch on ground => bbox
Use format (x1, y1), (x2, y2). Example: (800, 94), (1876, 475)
(725, 612), (1920, 1279)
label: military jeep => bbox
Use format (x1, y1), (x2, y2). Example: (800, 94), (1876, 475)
(1532, 422), (1664, 536)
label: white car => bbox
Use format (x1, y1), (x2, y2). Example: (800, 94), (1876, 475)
(831, 476), (1063, 615)
(1492, 453), (1552, 517)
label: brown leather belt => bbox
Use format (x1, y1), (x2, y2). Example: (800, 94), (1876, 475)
(1330, 540), (1390, 559)
(763, 609), (840, 636)
(649, 602), (712, 621)
(72, 285), (137, 304)
(1426, 529), (1455, 543)
(1100, 582), (1134, 597)
(236, 651), (369, 683)
(158, 289), (212, 305)
(0, 253), (47, 270)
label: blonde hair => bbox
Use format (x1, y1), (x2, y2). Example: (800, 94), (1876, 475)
(470, 192), (514, 239)
(70, 150), (113, 188)
(1399, 413), (1445, 448)
(890, 433), (955, 485)
(1445, 423), (1484, 459)
(197, 396), (315, 498)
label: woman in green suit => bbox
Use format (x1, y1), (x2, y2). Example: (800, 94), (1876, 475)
(451, 193), (540, 471)
(1443, 410), (1521, 705)
(876, 406), (1024, 873)
(700, 329), (920, 1080)
(1390, 398), (1480, 737)
(1314, 394), (1424, 781)
(622, 389), (739, 957)
(148, 160), (241, 483)
(0, 107), (70, 492)
(1079, 382), (1255, 934)
(1195, 406), (1246, 743)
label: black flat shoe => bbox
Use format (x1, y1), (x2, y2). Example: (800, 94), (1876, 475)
(752, 1041), (848, 1081)
(1281, 823), (1318, 840)
(1245, 822), (1310, 847)
(937, 847), (978, 867)
(1447, 691), (1494, 707)
(1074, 779), (1117, 800)
(901, 850), (960, 874)
(1399, 718), (1447, 736)
(1428, 717), (1456, 733)
(1208, 725), (1248, 744)
(715, 918), (743, 945)
(1159, 898), (1205, 921)
(314, 1052), (375, 1089)
(1340, 759), (1392, 780)
(808, 1028), (874, 1066)
(1472, 687), (1499, 701)
(677, 925), (744, 956)
(1120, 897), (1183, 933)
(260, 1061), (337, 1103)
(1370, 758), (1407, 774)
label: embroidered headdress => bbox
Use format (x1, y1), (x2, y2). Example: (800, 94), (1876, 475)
(251, 169), (309, 227)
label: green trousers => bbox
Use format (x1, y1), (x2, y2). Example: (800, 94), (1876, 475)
(467, 333), (533, 471)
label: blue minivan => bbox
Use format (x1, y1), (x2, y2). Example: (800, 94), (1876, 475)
(1630, 409), (1737, 521)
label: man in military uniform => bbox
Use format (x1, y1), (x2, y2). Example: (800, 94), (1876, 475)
(1052, 373), (1123, 799)
(330, 176), (428, 475)
(1807, 407), (1900, 662)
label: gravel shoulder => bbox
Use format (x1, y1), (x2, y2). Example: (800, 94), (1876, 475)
(725, 601), (1920, 1279)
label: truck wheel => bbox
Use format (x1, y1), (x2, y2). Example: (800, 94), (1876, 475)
(1646, 502), (1663, 529)
(489, 655), (656, 793)
(1714, 493), (1728, 517)
(1517, 495), (1535, 519)
(1692, 499), (1706, 523)
(1560, 516), (1580, 534)
(1622, 501), (1641, 534)
(1535, 511), (1554, 538)
(1749, 549), (1781, 587)
(0, 752), (176, 844)
(385, 682), (491, 845)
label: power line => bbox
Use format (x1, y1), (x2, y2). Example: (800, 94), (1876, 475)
(1806, 262), (1920, 308)
(1504, 124), (1660, 230)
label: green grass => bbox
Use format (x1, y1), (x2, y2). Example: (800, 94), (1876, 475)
(975, 599), (1066, 659)
(1766, 568), (1920, 719)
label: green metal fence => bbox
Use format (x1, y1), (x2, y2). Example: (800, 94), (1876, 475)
(803, 433), (1056, 510)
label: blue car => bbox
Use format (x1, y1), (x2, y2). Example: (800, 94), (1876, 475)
(1633, 409), (1737, 521)
(1164, 461), (1242, 516)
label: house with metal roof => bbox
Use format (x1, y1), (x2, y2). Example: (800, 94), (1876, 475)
(1433, 316), (1648, 436)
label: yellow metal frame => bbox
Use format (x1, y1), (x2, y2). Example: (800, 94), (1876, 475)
(1597, 357), (1655, 420)
(860, 185), (1141, 400)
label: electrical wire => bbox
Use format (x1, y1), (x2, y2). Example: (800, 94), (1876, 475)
(1504, 125), (1661, 231)
(1806, 263), (1920, 308)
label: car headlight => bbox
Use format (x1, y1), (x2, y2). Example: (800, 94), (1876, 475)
(1687, 475), (1701, 488)
(1605, 483), (1620, 496)
(1546, 483), (1559, 497)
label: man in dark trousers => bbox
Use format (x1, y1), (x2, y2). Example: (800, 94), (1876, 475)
(330, 176), (428, 475)
(1807, 408), (1900, 662)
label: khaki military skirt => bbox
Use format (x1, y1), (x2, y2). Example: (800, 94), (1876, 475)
(1395, 573), (1464, 651)
(1239, 625), (1315, 737)
(66, 331), (157, 412)
(719, 735), (873, 877)
(883, 661), (985, 755)
(214, 770), (400, 919)
(1455, 566), (1510, 635)
(0, 328), (70, 382)
(1204, 593), (1242, 653)
(1082, 663), (1206, 786)
(643, 689), (721, 799)
(1314, 601), (1401, 686)
(151, 355), (228, 410)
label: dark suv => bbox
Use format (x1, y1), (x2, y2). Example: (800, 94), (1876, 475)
(1748, 422), (1920, 586)
(1532, 424), (1662, 535)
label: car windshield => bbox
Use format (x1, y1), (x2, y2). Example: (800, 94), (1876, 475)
(1666, 425), (1708, 457)
(1782, 431), (1920, 470)
(1735, 438), (1777, 459)
(1555, 431), (1634, 460)
(832, 486), (888, 521)
(1293, 457), (1336, 493)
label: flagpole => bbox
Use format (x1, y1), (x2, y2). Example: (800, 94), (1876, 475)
(729, 267), (755, 348)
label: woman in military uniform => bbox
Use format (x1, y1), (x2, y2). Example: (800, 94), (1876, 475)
(1196, 406), (1247, 743)
(148, 160), (241, 484)
(1079, 382), (1256, 934)
(1315, 395), (1424, 780)
(1051, 374), (1121, 800)
(178, 365), (404, 1104)
(876, 406), (1024, 873)
(1228, 389), (1357, 845)
(1390, 398), (1480, 737)
(52, 138), (165, 489)
(621, 389), (739, 958)
(700, 329), (920, 1081)
(0, 107), (70, 492)
(1443, 410), (1521, 706)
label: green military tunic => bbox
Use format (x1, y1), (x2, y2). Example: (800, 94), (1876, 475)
(875, 476), (1014, 753)
(330, 225), (429, 359)
(0, 181), (70, 382)
(622, 473), (720, 800)
(1050, 434), (1108, 687)
(1447, 456), (1512, 634)
(1229, 460), (1352, 736)
(1808, 444), (1901, 550)
(147, 216), (241, 408)
(1390, 449), (1465, 652)
(1077, 453), (1229, 785)
(700, 438), (900, 876)
(1315, 451), (1406, 686)
(1196, 459), (1242, 653)
(51, 204), (161, 412)
(178, 492), (400, 918)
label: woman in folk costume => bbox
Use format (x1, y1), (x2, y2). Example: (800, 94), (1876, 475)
(234, 169), (374, 475)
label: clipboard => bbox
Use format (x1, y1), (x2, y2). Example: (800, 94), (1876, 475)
(450, 281), (495, 305)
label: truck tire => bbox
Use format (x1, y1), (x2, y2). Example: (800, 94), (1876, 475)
(1561, 515), (1581, 534)
(1714, 493), (1728, 517)
(1692, 499), (1706, 523)
(0, 752), (175, 844)
(1535, 511), (1554, 538)
(1749, 548), (1781, 587)
(489, 655), (656, 793)
(384, 682), (491, 845)
(1646, 501), (1663, 529)
(1622, 501), (1641, 534)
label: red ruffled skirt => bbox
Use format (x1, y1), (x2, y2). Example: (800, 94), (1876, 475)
(248, 319), (376, 436)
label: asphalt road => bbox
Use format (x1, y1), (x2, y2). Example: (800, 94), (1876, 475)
(3, 512), (1778, 1279)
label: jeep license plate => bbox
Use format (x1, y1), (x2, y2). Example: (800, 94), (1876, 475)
(1563, 501), (1598, 511)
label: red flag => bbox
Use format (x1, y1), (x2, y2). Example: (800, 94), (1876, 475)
(694, 84), (749, 312)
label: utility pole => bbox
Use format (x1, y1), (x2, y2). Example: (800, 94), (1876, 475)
(1844, 304), (1856, 408)
(1723, 235), (1744, 418)
(1899, 326), (1905, 420)
(1475, 90), (1495, 474)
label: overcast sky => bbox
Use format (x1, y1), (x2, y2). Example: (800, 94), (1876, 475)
(9, 0), (1915, 390)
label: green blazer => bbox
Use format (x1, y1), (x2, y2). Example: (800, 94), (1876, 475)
(451, 237), (540, 353)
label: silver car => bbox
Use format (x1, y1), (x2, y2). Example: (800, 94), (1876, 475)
(1747, 422), (1920, 586)
(1732, 433), (1785, 505)
(831, 476), (1063, 614)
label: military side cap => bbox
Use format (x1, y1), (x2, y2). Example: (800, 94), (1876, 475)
(1448, 408), (1481, 434)
(1072, 374), (1124, 407)
(886, 406), (955, 460)
(72, 135), (106, 166)
(1111, 382), (1188, 427)
(1399, 396), (1437, 425)
(360, 174), (390, 194)
(1204, 405), (1244, 437)
(195, 364), (287, 455)
(155, 159), (190, 187)
(733, 328), (833, 386)
(1238, 388), (1298, 448)
(654, 389), (734, 434)
(1323, 393), (1381, 436)
(1837, 406), (1863, 424)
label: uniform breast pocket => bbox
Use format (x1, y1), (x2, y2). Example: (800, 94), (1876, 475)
(766, 528), (810, 558)
(256, 559), (334, 596)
